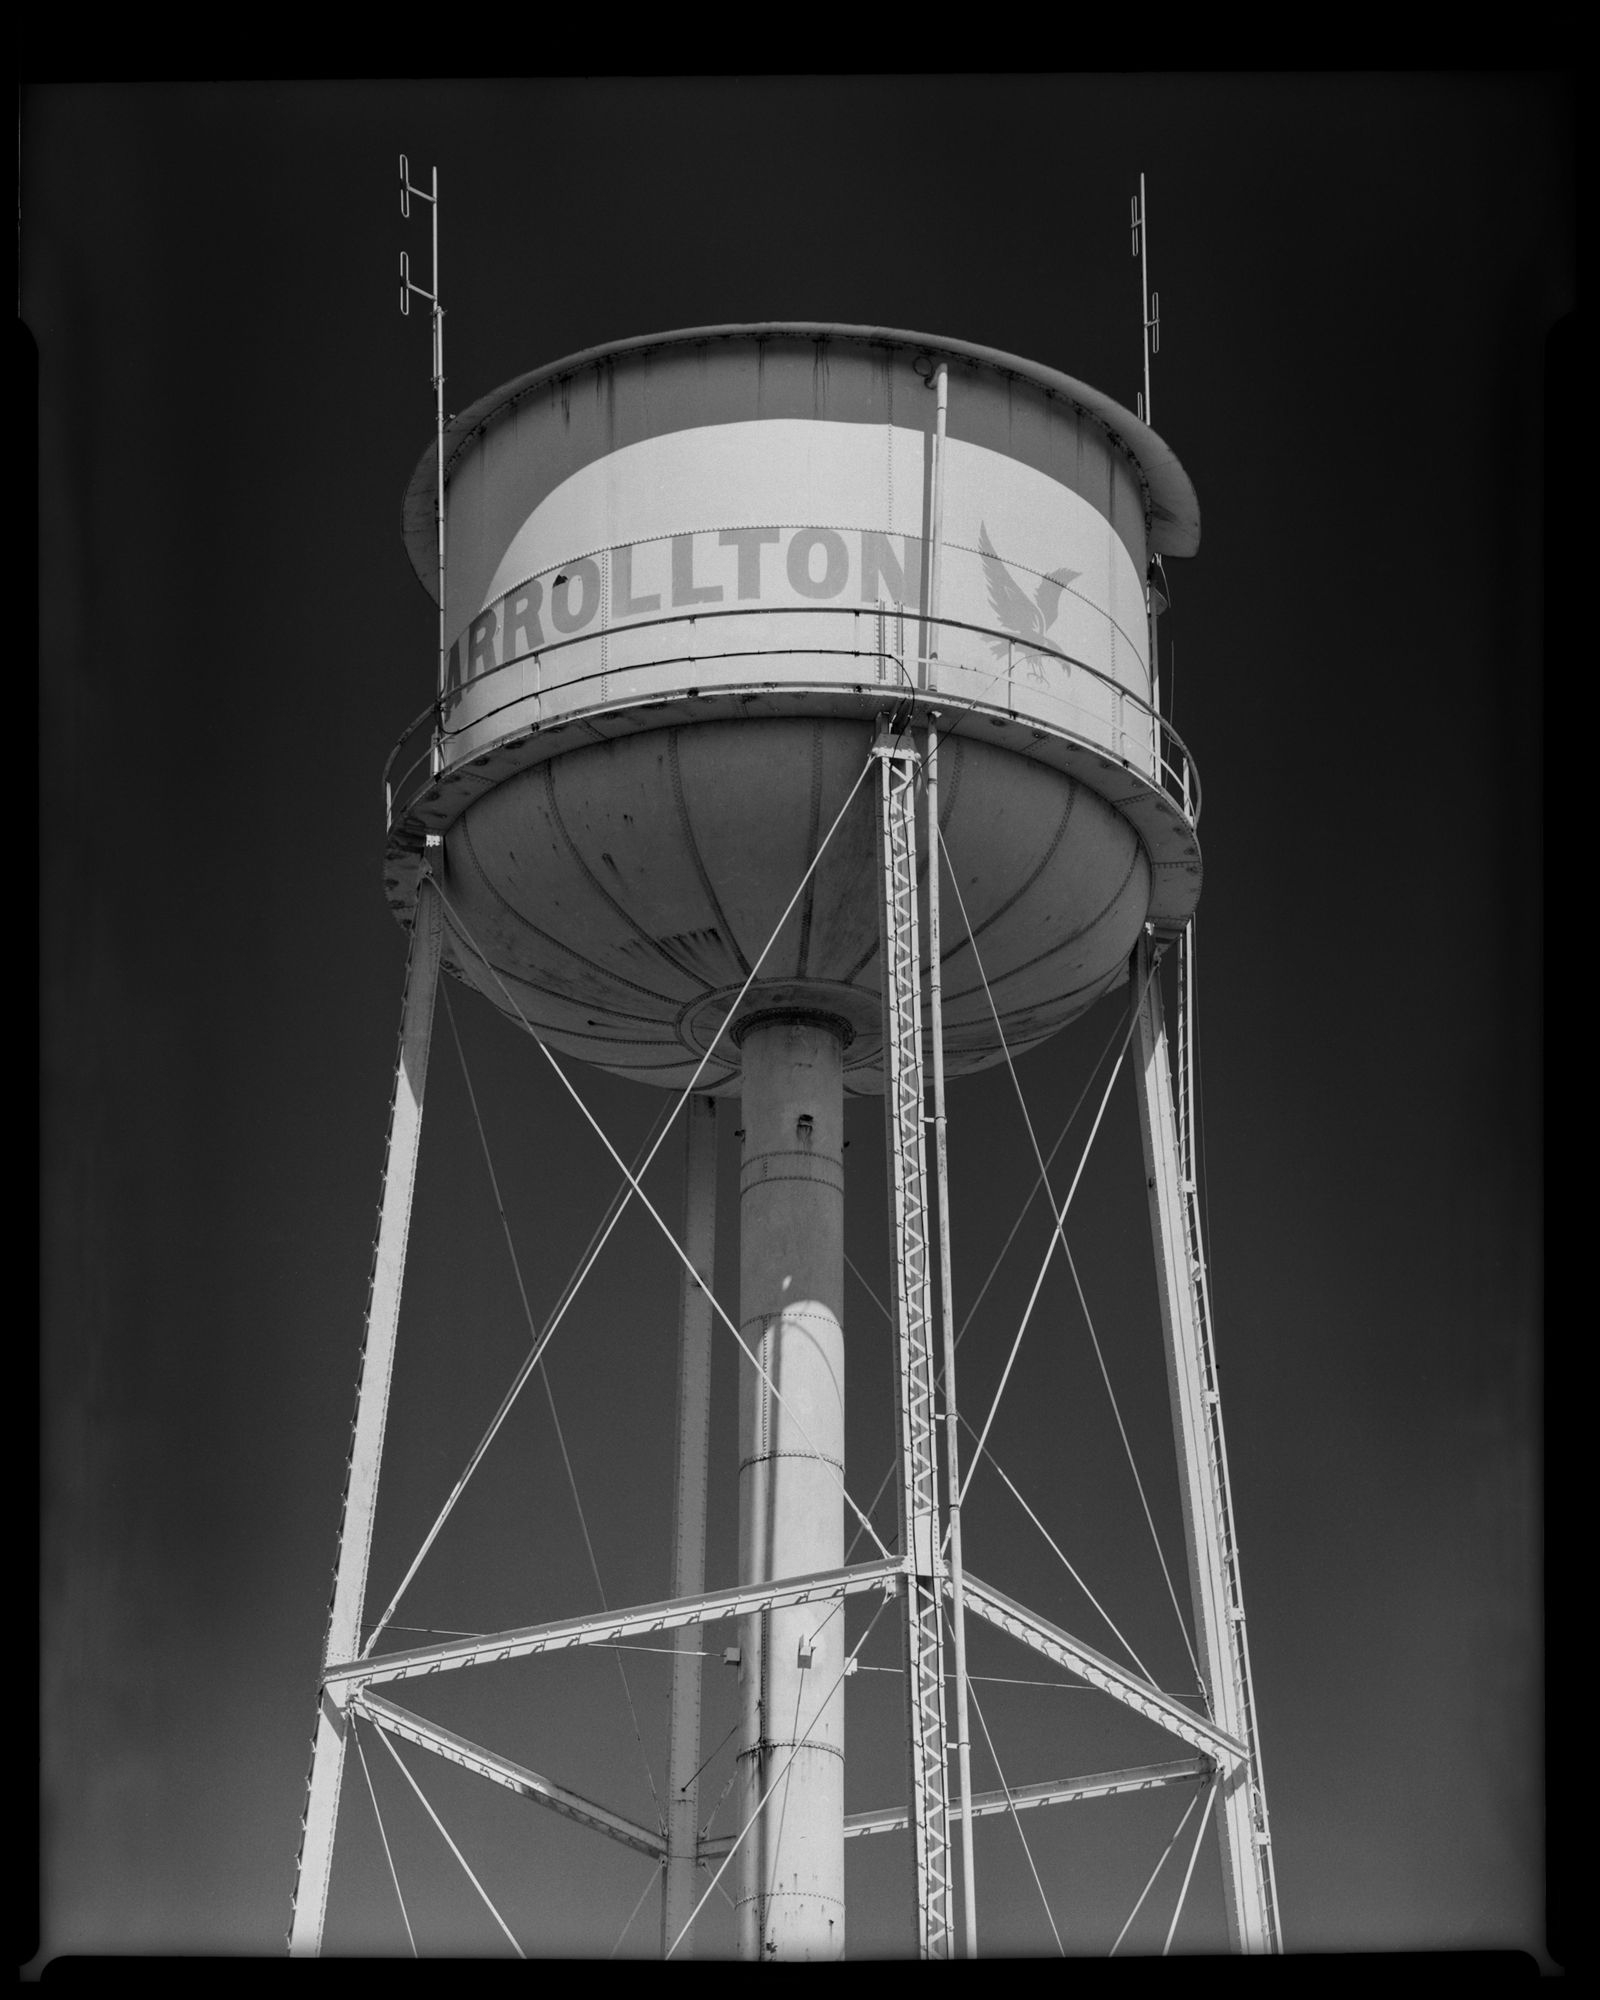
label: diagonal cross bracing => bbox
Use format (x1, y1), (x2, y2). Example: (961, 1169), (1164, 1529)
(431, 868), (893, 1572)
(875, 728), (954, 1959)
(958, 1572), (1246, 1768)
(325, 1559), (904, 1693)
(365, 750), (886, 1666)
(352, 1691), (666, 1859)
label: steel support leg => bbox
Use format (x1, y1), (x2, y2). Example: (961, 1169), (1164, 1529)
(1131, 928), (1279, 1953)
(289, 878), (444, 1954)
(661, 1093), (718, 1957)
(876, 726), (954, 1959)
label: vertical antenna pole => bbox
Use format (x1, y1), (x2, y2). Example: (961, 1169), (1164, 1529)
(1149, 591), (1163, 760)
(431, 167), (445, 781)
(925, 362), (949, 691)
(1133, 174), (1165, 740)
(289, 880), (445, 1955)
(1140, 170), (1152, 425)
(924, 717), (978, 1958)
(1132, 171), (1158, 427)
(400, 157), (446, 780)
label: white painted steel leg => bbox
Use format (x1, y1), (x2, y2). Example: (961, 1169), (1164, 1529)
(877, 727), (954, 1959)
(661, 1094), (718, 1957)
(1131, 928), (1279, 1953)
(289, 878), (444, 1955)
(736, 1015), (847, 1960)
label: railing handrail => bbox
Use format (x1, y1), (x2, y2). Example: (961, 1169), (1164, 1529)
(440, 597), (1155, 717)
(382, 698), (443, 824)
(383, 602), (1200, 835)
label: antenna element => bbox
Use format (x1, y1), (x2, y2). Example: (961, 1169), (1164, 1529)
(399, 157), (446, 778)
(1130, 173), (1160, 425)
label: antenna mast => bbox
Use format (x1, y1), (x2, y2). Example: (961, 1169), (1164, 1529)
(1131, 173), (1165, 724)
(400, 158), (445, 776)
(1130, 171), (1160, 425)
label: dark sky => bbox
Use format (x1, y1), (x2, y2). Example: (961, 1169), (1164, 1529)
(33, 76), (1561, 1962)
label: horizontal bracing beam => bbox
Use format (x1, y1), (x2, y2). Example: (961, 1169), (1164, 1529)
(698, 1758), (1211, 1855)
(837, 1759), (1213, 1843)
(959, 1572), (1247, 1769)
(326, 1558), (905, 1692)
(352, 1691), (665, 1860)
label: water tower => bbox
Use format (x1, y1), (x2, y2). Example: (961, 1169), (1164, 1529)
(289, 322), (1280, 1958)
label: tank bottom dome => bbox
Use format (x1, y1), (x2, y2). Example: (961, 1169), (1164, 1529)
(433, 717), (1150, 1095)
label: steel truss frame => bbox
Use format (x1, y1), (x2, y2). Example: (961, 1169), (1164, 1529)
(323, 1556), (1242, 1760)
(874, 721), (955, 1956)
(291, 734), (1278, 1961)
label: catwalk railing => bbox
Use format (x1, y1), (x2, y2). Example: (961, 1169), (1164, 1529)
(382, 603), (1201, 837)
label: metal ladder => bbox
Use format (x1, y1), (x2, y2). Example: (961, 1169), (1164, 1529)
(874, 720), (954, 1959)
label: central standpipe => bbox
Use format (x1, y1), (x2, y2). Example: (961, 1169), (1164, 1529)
(734, 1013), (848, 1960)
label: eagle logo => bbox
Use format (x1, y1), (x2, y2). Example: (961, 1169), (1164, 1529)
(978, 522), (1080, 679)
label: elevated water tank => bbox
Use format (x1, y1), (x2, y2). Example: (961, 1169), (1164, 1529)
(383, 325), (1202, 1093)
